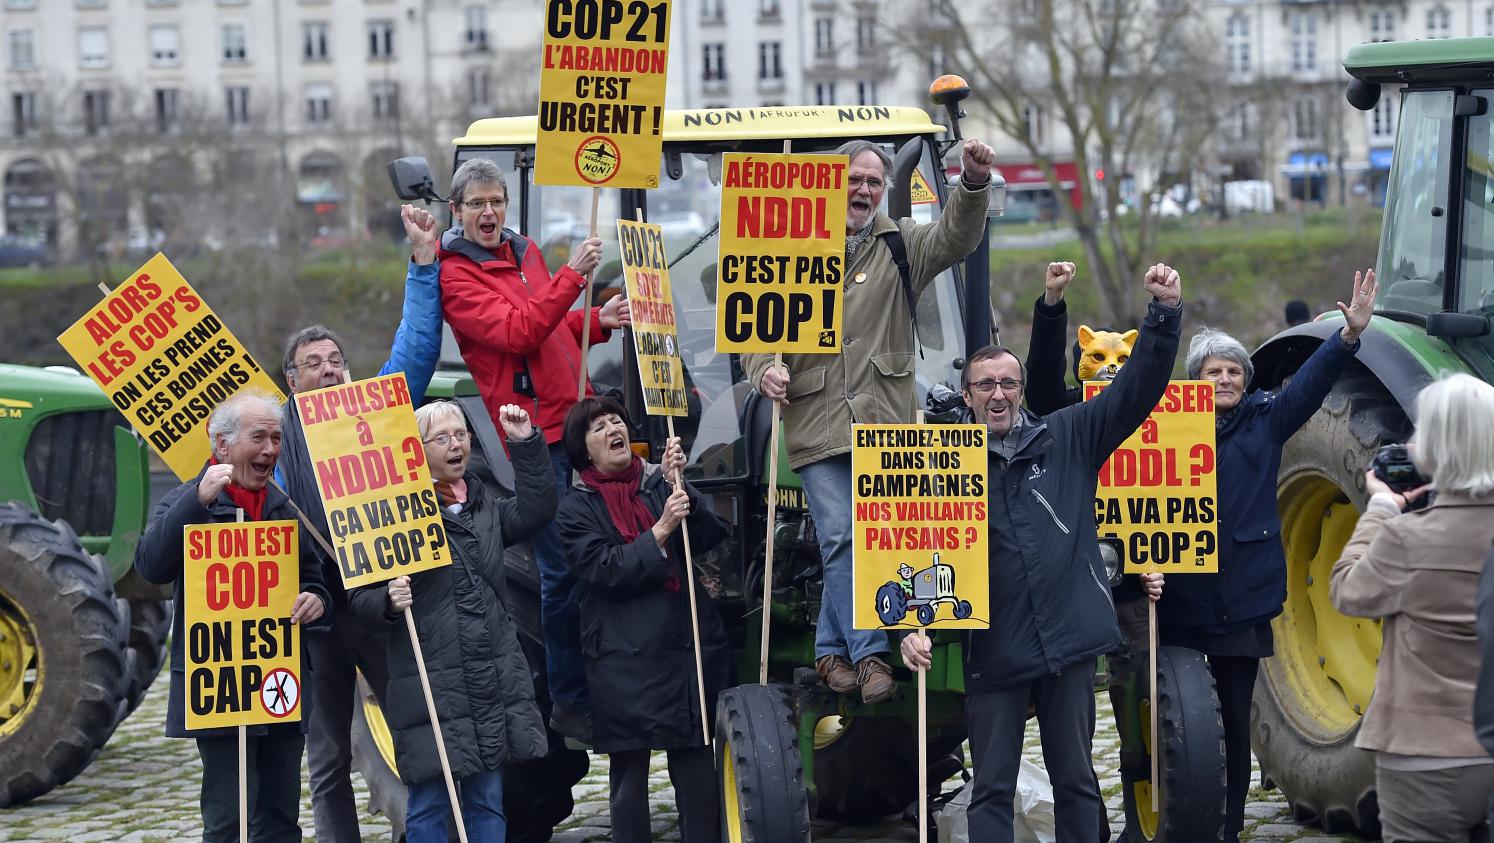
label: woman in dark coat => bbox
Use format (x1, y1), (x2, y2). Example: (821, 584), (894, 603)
(555, 396), (729, 843)
(1157, 269), (1377, 842)
(348, 400), (550, 843)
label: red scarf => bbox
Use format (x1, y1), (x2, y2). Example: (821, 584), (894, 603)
(209, 457), (267, 521)
(581, 457), (679, 592)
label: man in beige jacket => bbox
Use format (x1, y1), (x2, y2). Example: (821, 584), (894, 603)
(745, 137), (995, 703)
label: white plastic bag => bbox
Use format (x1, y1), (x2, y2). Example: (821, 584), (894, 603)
(936, 759), (1056, 843)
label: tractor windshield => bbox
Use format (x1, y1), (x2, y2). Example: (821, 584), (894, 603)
(1460, 89), (1494, 316)
(1377, 90), (1454, 316)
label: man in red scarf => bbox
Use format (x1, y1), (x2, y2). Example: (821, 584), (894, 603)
(136, 390), (331, 842)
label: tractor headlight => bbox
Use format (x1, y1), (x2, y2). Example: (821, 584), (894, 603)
(1098, 538), (1124, 587)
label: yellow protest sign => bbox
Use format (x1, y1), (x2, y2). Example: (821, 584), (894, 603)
(535, 0), (672, 187)
(617, 219), (687, 416)
(183, 520), (301, 730)
(296, 373), (450, 589)
(56, 253), (285, 481)
(852, 424), (989, 630)
(715, 152), (848, 354)
(1086, 380), (1219, 574)
(909, 169), (938, 205)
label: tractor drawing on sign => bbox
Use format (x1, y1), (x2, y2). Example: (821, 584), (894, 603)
(875, 554), (974, 626)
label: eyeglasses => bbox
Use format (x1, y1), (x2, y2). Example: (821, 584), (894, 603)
(969, 379), (1023, 395)
(461, 197), (507, 212)
(423, 430), (471, 447)
(292, 355), (345, 372)
(848, 175), (885, 191)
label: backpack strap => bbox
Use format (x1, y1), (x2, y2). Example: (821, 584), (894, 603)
(877, 228), (923, 359)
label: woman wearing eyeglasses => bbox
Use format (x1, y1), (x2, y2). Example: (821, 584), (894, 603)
(347, 400), (552, 843)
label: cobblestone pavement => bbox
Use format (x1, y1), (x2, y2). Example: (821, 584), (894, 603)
(0, 676), (1361, 842)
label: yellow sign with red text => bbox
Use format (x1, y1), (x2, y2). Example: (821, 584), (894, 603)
(852, 424), (989, 630)
(617, 219), (687, 416)
(1085, 380), (1219, 574)
(535, 0), (672, 187)
(715, 152), (848, 354)
(56, 253), (285, 481)
(183, 520), (302, 730)
(296, 373), (450, 589)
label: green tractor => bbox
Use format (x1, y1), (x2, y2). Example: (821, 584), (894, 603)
(1243, 35), (1494, 839)
(0, 363), (169, 807)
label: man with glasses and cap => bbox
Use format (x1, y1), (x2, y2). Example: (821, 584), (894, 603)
(276, 203), (445, 843)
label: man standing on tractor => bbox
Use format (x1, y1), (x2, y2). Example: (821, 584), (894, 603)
(437, 158), (631, 744)
(135, 390), (332, 842)
(748, 136), (997, 705)
(275, 204), (445, 843)
(903, 264), (1182, 842)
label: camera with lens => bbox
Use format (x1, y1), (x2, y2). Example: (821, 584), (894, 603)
(1370, 443), (1430, 510)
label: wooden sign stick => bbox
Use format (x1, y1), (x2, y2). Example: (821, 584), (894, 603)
(758, 138), (792, 686)
(405, 606), (470, 843)
(235, 508), (248, 843)
(1150, 597), (1159, 813)
(917, 628), (929, 843)
(577, 187), (602, 400)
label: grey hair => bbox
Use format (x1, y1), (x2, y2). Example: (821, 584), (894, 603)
(1185, 328), (1254, 385)
(1410, 373), (1494, 496)
(414, 399), (466, 440)
(449, 158), (509, 207)
(282, 325), (346, 382)
(834, 139), (892, 174)
(207, 389), (283, 447)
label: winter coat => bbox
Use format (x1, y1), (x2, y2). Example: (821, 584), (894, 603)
(1331, 492), (1494, 758)
(742, 179), (990, 470)
(135, 469), (332, 738)
(346, 431), (553, 784)
(555, 462), (731, 753)
(1157, 333), (1360, 636)
(1024, 295), (1083, 416)
(965, 298), (1182, 694)
(276, 257), (443, 612)
(439, 229), (611, 446)
(1473, 548), (1494, 759)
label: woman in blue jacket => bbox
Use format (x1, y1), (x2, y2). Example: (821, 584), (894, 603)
(1157, 269), (1378, 842)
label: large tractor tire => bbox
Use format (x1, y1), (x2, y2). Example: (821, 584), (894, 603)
(349, 673), (407, 840)
(1121, 646), (1227, 842)
(1254, 368), (1408, 838)
(120, 598), (171, 716)
(0, 502), (128, 807)
(716, 683), (812, 842)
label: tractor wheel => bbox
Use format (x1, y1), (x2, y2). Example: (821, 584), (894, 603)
(812, 714), (965, 821)
(0, 502), (128, 807)
(953, 599), (973, 620)
(716, 683), (812, 842)
(875, 582), (907, 625)
(1121, 646), (1227, 842)
(1254, 368), (1407, 838)
(916, 603), (936, 626)
(120, 598), (171, 716)
(349, 673), (407, 840)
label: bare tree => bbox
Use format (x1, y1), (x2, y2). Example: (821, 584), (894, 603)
(898, 0), (1228, 324)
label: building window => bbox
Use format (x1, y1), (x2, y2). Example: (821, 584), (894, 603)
(468, 68), (490, 108)
(1487, 5), (1494, 36)
(12, 91), (35, 137)
(371, 81), (399, 121)
(5, 0), (37, 9)
(1292, 98), (1318, 141)
(1022, 104), (1046, 145)
(225, 86), (250, 126)
(1369, 8), (1395, 42)
(1290, 13), (1316, 72)
(701, 0), (723, 21)
(78, 27), (109, 69)
(149, 25), (179, 66)
(1225, 13), (1249, 74)
(814, 81), (837, 105)
(305, 82), (332, 125)
(702, 43), (725, 81)
(1371, 91), (1397, 138)
(465, 6), (488, 50)
(222, 23), (248, 63)
(368, 20), (395, 59)
(154, 88), (178, 134)
(1426, 5), (1451, 38)
(1228, 102), (1250, 141)
(82, 89), (110, 134)
(814, 18), (833, 56)
(303, 22), (329, 61)
(8, 28), (35, 70)
(758, 0), (779, 18)
(758, 41), (781, 80)
(858, 80), (878, 106)
(856, 16), (875, 55)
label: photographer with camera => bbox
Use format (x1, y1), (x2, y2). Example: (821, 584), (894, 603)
(1156, 269), (1377, 842)
(1331, 373), (1494, 843)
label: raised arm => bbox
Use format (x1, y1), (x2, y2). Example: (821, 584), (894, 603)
(900, 139), (995, 292)
(1266, 269), (1376, 443)
(377, 205), (443, 404)
(1024, 262), (1076, 416)
(493, 407), (558, 543)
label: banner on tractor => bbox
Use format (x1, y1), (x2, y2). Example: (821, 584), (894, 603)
(296, 373), (450, 589)
(1085, 380), (1219, 574)
(851, 424), (989, 630)
(617, 218), (687, 416)
(714, 152), (848, 354)
(535, 0), (672, 188)
(183, 520), (302, 730)
(56, 252), (285, 482)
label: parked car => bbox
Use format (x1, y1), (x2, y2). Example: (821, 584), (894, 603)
(0, 235), (49, 268)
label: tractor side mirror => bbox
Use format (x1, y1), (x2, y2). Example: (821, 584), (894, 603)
(388, 156), (444, 204)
